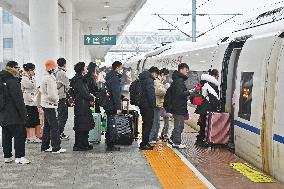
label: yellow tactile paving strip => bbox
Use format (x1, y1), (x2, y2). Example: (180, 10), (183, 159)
(144, 144), (208, 189)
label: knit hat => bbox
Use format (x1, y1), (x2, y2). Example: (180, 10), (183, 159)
(45, 60), (57, 71)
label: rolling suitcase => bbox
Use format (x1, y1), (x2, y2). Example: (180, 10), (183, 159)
(101, 114), (107, 134)
(122, 109), (139, 140)
(110, 100), (135, 145)
(88, 113), (102, 144)
(205, 112), (230, 145)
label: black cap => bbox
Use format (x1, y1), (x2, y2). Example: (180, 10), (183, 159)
(23, 63), (35, 71)
(6, 61), (19, 68)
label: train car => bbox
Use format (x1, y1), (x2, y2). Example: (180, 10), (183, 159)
(124, 7), (284, 182)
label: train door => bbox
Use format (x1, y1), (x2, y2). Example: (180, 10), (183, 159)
(220, 38), (249, 150)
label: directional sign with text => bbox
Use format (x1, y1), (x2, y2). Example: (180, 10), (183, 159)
(84, 35), (116, 45)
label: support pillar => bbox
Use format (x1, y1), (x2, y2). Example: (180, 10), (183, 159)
(29, 0), (59, 83)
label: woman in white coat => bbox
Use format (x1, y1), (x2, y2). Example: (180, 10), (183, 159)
(21, 63), (41, 143)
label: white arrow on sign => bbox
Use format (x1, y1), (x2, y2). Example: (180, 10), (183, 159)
(86, 37), (91, 43)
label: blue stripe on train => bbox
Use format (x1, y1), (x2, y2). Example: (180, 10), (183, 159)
(273, 134), (284, 144)
(234, 120), (260, 135)
(234, 120), (284, 144)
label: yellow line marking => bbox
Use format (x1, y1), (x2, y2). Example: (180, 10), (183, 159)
(230, 163), (275, 183)
(144, 144), (208, 189)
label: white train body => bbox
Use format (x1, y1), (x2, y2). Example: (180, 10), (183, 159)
(124, 8), (284, 182)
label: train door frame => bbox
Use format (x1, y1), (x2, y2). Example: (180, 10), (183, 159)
(220, 37), (250, 151)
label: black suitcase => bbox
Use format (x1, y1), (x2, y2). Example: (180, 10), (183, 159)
(122, 109), (139, 140)
(108, 100), (135, 145)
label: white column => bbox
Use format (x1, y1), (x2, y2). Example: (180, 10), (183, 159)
(63, 0), (73, 78)
(79, 26), (85, 62)
(72, 19), (80, 65)
(29, 0), (59, 83)
(0, 8), (3, 64)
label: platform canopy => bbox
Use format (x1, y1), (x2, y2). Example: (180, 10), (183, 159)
(0, 0), (147, 59)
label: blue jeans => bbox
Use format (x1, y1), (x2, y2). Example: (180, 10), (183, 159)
(161, 116), (170, 136)
(170, 114), (184, 145)
(149, 107), (161, 142)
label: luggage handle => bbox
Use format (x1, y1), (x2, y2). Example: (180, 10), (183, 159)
(121, 99), (130, 114)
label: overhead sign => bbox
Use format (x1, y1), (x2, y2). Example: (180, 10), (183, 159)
(84, 35), (116, 45)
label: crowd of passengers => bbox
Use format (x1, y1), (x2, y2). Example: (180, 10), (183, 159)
(0, 59), (220, 164)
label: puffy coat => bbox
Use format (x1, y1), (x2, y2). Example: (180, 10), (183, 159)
(0, 68), (27, 126)
(170, 71), (190, 115)
(105, 70), (122, 111)
(154, 76), (167, 108)
(56, 67), (70, 99)
(71, 74), (95, 131)
(40, 72), (59, 108)
(21, 74), (38, 106)
(139, 71), (156, 109)
(195, 74), (220, 115)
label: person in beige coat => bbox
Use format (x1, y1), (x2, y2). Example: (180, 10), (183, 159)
(40, 60), (66, 154)
(21, 63), (41, 143)
(149, 68), (169, 143)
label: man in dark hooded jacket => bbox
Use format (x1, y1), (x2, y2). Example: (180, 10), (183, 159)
(0, 61), (30, 164)
(138, 67), (159, 150)
(169, 63), (190, 149)
(105, 61), (123, 151)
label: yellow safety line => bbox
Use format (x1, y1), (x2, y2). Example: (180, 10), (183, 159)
(144, 144), (208, 189)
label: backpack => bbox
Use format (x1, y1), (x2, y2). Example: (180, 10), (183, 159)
(129, 79), (142, 106)
(190, 83), (203, 106)
(96, 86), (111, 109)
(163, 84), (173, 113)
(0, 77), (7, 111)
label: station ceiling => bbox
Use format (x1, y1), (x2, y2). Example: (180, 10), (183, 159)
(0, 0), (147, 59)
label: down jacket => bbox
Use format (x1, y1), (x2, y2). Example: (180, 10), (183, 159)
(195, 74), (220, 115)
(105, 70), (122, 112)
(21, 74), (38, 106)
(0, 68), (27, 126)
(154, 76), (167, 108)
(40, 72), (59, 108)
(170, 71), (190, 115)
(138, 70), (156, 109)
(71, 74), (95, 131)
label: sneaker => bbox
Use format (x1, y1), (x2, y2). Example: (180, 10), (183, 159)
(34, 138), (42, 143)
(15, 157), (30, 164)
(52, 148), (67, 154)
(26, 138), (34, 143)
(172, 144), (187, 149)
(168, 138), (174, 145)
(106, 146), (120, 152)
(44, 147), (52, 152)
(60, 134), (70, 141)
(139, 145), (153, 151)
(4, 157), (13, 163)
(149, 141), (157, 144)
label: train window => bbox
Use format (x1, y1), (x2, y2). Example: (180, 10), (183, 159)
(238, 72), (254, 121)
(185, 71), (207, 89)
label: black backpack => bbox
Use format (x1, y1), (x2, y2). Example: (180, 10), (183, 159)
(163, 84), (173, 113)
(129, 79), (142, 106)
(0, 77), (7, 111)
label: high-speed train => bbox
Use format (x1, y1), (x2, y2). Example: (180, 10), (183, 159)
(124, 7), (284, 182)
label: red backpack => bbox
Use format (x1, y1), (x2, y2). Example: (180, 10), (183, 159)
(190, 83), (203, 106)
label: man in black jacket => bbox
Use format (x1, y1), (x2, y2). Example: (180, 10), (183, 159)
(0, 61), (30, 164)
(105, 61), (123, 151)
(138, 67), (159, 150)
(169, 63), (190, 149)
